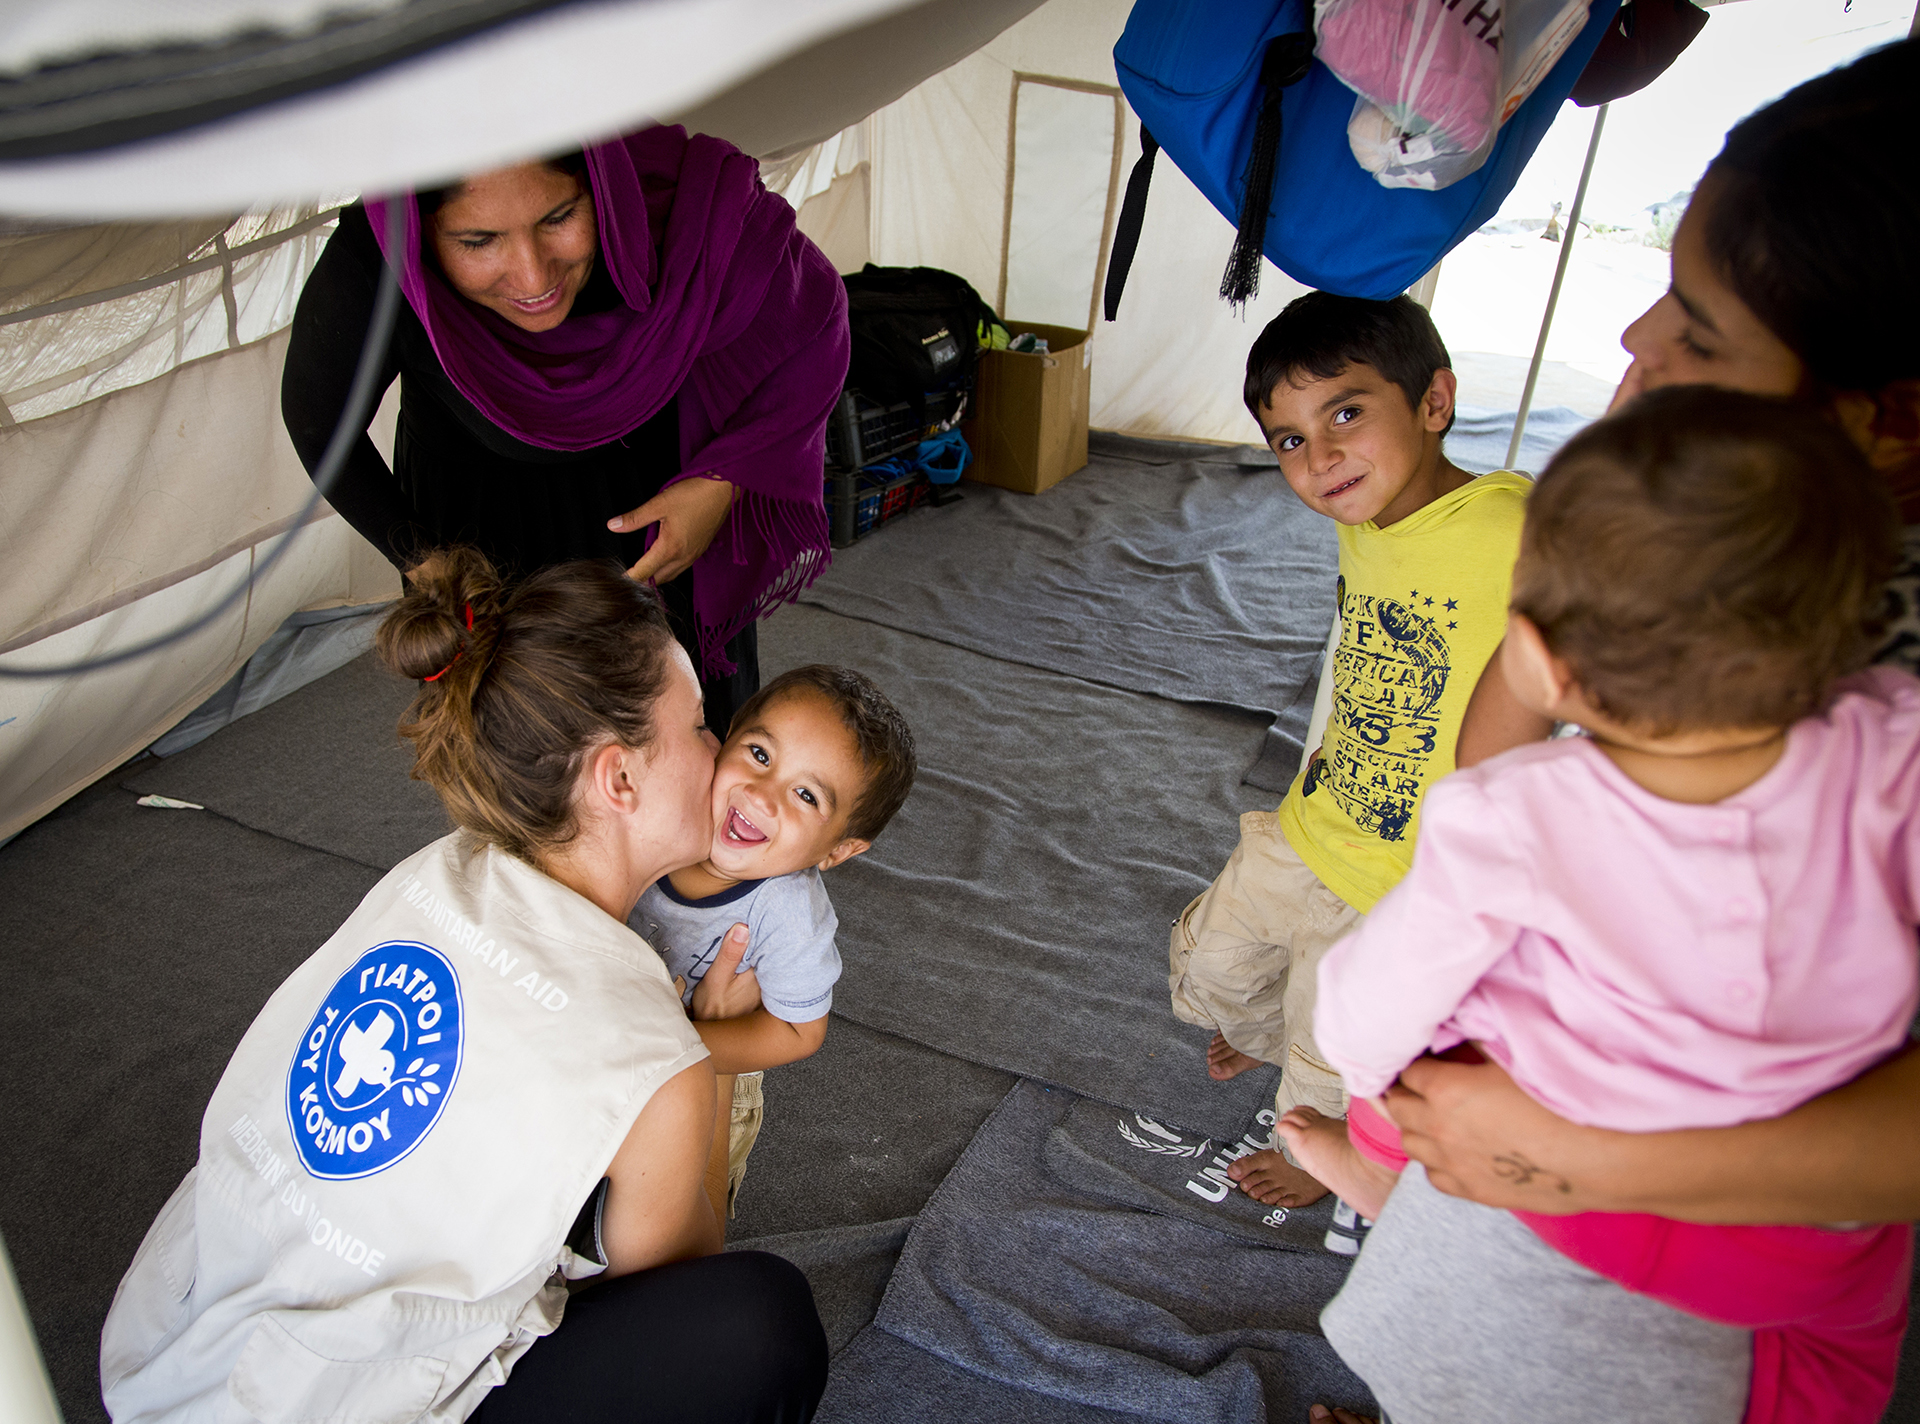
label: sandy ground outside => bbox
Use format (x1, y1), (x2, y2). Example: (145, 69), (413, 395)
(1431, 231), (1670, 418)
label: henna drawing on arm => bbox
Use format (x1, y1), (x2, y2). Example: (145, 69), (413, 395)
(1492, 1152), (1573, 1194)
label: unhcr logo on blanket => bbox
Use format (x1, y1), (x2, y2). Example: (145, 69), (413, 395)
(1117, 1111), (1289, 1225)
(285, 942), (464, 1180)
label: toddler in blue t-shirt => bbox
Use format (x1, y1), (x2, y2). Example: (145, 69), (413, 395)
(630, 663), (915, 1217)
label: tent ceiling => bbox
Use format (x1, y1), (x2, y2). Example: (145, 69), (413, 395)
(0, 1), (587, 160)
(0, 0), (1044, 219)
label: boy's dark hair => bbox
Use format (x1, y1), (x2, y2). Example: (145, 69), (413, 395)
(730, 665), (917, 842)
(1703, 39), (1918, 394)
(1243, 291), (1455, 435)
(1513, 387), (1898, 735)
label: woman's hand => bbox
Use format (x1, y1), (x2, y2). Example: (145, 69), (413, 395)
(1383, 1056), (1597, 1213)
(610, 475), (735, 585)
(690, 924), (762, 1021)
(1391, 1046), (1920, 1224)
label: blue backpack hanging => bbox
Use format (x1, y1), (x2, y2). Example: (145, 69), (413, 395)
(1105, 0), (1621, 308)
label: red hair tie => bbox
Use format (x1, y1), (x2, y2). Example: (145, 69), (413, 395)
(423, 603), (475, 683)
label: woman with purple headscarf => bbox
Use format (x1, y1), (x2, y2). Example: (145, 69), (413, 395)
(283, 125), (847, 730)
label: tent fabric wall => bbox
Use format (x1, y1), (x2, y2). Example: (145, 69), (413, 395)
(0, 516), (394, 842)
(2, 328), (360, 652)
(0, 206), (401, 842)
(1, 0), (1289, 843)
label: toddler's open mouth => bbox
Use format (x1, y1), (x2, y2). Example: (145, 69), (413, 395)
(722, 806), (768, 846)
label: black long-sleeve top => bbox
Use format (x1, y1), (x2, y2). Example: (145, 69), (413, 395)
(280, 204), (681, 579)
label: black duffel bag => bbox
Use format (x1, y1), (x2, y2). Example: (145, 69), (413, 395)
(841, 264), (999, 408)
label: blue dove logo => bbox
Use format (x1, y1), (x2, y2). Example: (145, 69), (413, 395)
(286, 942), (463, 1180)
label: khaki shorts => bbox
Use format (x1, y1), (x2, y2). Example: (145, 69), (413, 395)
(726, 1071), (764, 1218)
(1170, 811), (1362, 1129)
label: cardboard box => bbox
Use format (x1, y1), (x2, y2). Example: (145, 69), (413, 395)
(962, 321), (1090, 495)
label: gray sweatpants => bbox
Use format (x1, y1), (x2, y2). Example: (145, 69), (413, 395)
(1323, 1163), (1752, 1424)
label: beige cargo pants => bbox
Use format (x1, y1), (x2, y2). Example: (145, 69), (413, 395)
(726, 1071), (765, 1218)
(1170, 810), (1362, 1130)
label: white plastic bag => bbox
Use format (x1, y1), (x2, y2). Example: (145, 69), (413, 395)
(1315, 0), (1592, 190)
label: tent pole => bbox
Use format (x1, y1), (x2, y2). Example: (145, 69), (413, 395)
(1506, 102), (1608, 471)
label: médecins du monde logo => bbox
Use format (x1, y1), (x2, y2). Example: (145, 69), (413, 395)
(286, 942), (464, 1180)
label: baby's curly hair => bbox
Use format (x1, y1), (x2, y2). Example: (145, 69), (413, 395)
(1513, 387), (1898, 734)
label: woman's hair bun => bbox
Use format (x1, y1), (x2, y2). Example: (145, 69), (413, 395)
(372, 546), (679, 863)
(376, 546), (503, 686)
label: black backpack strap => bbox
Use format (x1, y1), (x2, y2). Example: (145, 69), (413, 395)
(566, 1177), (610, 1267)
(1103, 124), (1160, 322)
(1219, 29), (1315, 312)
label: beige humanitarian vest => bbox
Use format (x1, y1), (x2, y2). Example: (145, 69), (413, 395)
(101, 834), (706, 1424)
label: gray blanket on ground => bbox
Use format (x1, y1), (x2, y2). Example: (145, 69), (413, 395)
(761, 606), (1284, 1139)
(823, 1081), (1376, 1424)
(797, 416), (1592, 794)
(127, 604), (1287, 1138)
(801, 433), (1338, 792)
(731, 1217), (915, 1357)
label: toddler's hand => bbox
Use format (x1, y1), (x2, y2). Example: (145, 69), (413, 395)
(691, 923), (763, 1021)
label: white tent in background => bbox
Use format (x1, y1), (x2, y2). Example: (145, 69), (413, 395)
(4, 0), (1912, 839)
(3, 2), (1917, 1419)
(0, 0), (1322, 845)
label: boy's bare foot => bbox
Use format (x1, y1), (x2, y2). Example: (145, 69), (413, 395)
(1207, 1032), (1264, 1081)
(1309, 1406), (1376, 1423)
(1275, 1106), (1400, 1221)
(1226, 1148), (1328, 1207)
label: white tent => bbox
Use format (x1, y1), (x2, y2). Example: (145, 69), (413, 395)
(6, 4), (1920, 1421)
(0, 0), (1325, 844)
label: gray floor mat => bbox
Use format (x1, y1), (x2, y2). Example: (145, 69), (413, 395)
(727, 1016), (1016, 1241)
(823, 1325), (1148, 1424)
(804, 432), (1336, 791)
(0, 777), (383, 1424)
(130, 606), (1286, 1140)
(761, 605), (1285, 1140)
(846, 1081), (1375, 1424)
(731, 1217), (915, 1357)
(125, 652), (446, 869)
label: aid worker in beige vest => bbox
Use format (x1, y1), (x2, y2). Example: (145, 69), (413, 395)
(100, 550), (829, 1424)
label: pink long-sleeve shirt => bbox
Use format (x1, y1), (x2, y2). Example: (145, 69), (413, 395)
(1316, 667), (1920, 1129)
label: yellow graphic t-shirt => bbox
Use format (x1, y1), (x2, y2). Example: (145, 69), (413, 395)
(1277, 469), (1530, 913)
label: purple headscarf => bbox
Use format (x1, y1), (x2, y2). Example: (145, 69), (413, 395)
(366, 125), (847, 674)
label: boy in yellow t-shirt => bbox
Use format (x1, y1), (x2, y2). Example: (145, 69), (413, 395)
(1167, 292), (1528, 1208)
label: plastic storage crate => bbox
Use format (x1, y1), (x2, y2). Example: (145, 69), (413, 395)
(825, 385), (970, 471)
(826, 464), (933, 548)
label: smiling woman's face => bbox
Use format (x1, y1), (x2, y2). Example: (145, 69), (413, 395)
(1614, 176), (1806, 409)
(640, 645), (724, 876)
(430, 161), (598, 333)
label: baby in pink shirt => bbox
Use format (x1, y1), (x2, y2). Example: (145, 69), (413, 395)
(1287, 386), (1917, 1424)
